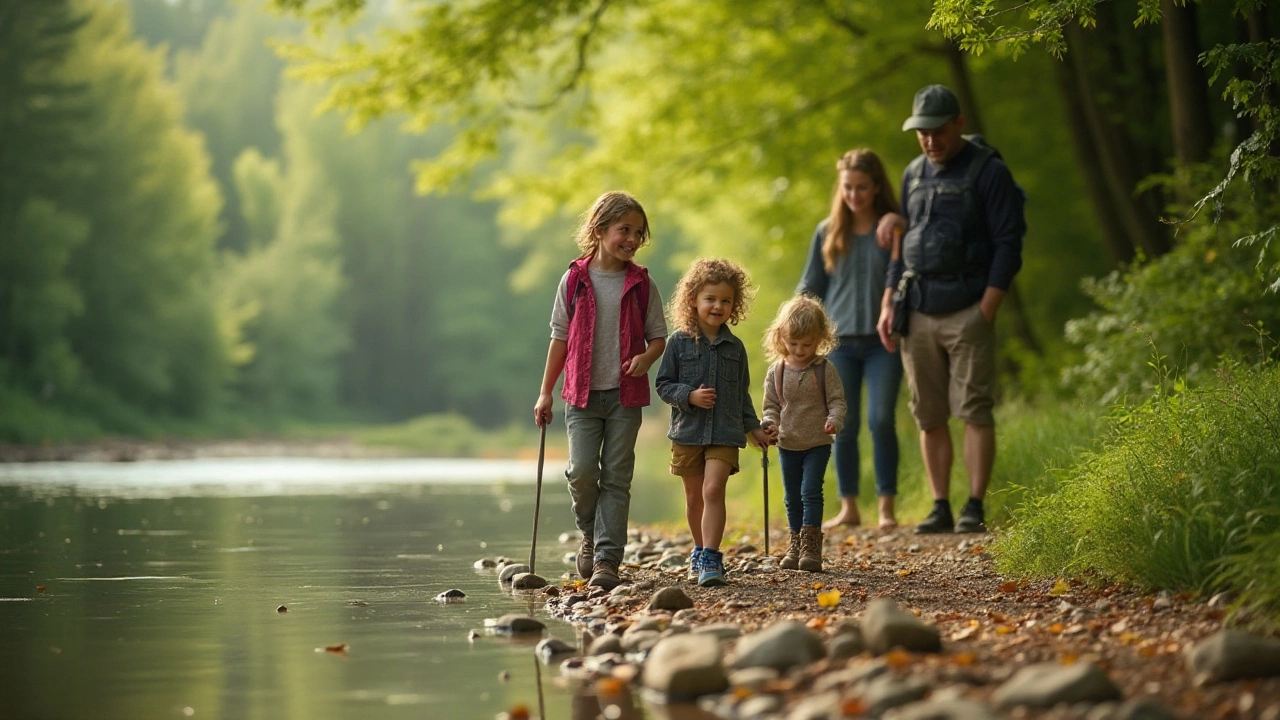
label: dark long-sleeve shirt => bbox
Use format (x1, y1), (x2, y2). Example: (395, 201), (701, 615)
(886, 141), (1025, 294)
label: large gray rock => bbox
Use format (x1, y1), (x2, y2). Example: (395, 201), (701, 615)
(642, 633), (729, 699)
(728, 666), (779, 692)
(648, 586), (695, 611)
(785, 691), (841, 720)
(812, 660), (889, 693)
(1106, 698), (1180, 720)
(498, 563), (531, 583)
(620, 629), (662, 652)
(993, 662), (1122, 709)
(863, 675), (930, 717)
(886, 700), (1002, 720)
(732, 620), (826, 671)
(534, 637), (577, 662)
(510, 572), (547, 590)
(1187, 629), (1280, 682)
(829, 632), (866, 660)
(694, 623), (743, 640)
(588, 633), (623, 656)
(491, 614), (545, 634)
(862, 599), (942, 655)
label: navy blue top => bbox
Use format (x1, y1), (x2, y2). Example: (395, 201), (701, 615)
(886, 141), (1025, 294)
(655, 326), (761, 448)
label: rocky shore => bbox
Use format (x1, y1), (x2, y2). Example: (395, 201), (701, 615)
(490, 526), (1280, 719)
(0, 437), (409, 463)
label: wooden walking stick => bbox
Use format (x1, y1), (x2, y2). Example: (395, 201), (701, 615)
(761, 445), (770, 558)
(528, 422), (547, 573)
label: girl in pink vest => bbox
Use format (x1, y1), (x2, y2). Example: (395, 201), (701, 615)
(534, 191), (668, 590)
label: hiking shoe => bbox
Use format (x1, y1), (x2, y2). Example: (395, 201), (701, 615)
(697, 549), (728, 587)
(798, 525), (824, 572)
(914, 504), (955, 534)
(589, 560), (621, 590)
(779, 531), (801, 570)
(576, 533), (594, 579)
(687, 547), (704, 579)
(955, 501), (987, 533)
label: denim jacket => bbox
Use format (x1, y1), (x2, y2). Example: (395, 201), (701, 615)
(655, 327), (761, 448)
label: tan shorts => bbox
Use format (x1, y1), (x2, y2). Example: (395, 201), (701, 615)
(669, 443), (740, 477)
(900, 303), (996, 430)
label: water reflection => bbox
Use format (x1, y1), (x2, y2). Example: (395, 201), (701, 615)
(0, 459), (662, 720)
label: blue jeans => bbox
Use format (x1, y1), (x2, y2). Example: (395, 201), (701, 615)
(778, 445), (831, 528)
(828, 335), (903, 498)
(564, 389), (642, 566)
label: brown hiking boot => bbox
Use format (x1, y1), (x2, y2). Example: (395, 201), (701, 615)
(799, 526), (823, 572)
(779, 530), (801, 570)
(576, 533), (594, 579)
(589, 560), (621, 590)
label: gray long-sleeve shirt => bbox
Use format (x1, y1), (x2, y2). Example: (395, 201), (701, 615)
(796, 219), (890, 337)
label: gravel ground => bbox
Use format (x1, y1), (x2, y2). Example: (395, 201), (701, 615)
(543, 525), (1280, 719)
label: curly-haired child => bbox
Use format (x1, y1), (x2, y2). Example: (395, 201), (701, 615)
(760, 295), (847, 572)
(655, 257), (768, 587)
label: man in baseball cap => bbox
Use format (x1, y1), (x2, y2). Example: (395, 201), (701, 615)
(901, 84), (962, 131)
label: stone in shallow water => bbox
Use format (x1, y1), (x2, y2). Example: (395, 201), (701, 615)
(510, 573), (547, 590)
(473, 557), (497, 569)
(434, 589), (466, 603)
(862, 598), (942, 655)
(1187, 629), (1280, 682)
(588, 634), (623, 656)
(497, 563), (530, 584)
(992, 661), (1121, 709)
(490, 614), (545, 635)
(535, 637), (577, 662)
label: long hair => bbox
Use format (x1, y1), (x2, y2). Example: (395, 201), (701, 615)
(763, 295), (838, 363)
(822, 149), (899, 272)
(573, 191), (650, 259)
(668, 257), (754, 337)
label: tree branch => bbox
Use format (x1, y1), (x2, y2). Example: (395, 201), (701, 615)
(513, 0), (613, 112)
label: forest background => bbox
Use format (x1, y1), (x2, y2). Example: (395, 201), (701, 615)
(3, 0), (1279, 620)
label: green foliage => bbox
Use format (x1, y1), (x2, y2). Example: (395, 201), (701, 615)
(1215, 523), (1280, 633)
(352, 412), (535, 456)
(994, 361), (1280, 596)
(1062, 179), (1280, 404)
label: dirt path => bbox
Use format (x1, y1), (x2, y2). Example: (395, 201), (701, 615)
(547, 525), (1280, 718)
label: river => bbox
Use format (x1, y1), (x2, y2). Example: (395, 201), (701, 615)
(0, 457), (684, 720)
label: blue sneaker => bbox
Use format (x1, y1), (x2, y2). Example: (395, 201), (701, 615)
(697, 549), (728, 587)
(687, 546), (704, 579)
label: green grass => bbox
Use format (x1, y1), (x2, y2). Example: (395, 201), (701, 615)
(993, 361), (1280, 629)
(351, 413), (545, 457)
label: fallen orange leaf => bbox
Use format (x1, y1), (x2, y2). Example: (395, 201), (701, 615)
(841, 698), (867, 716)
(807, 617), (829, 629)
(885, 649), (913, 668)
(1049, 578), (1070, 596)
(1061, 652), (1079, 665)
(324, 643), (349, 655)
(508, 704), (531, 720)
(998, 581), (1018, 594)
(817, 590), (842, 608)
(812, 582), (825, 590)
(897, 569), (916, 577)
(952, 651), (977, 666)
(995, 625), (1015, 635)
(36, 585), (46, 593)
(1048, 623), (1065, 634)
(596, 678), (625, 696)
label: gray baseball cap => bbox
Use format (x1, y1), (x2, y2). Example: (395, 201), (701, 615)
(902, 84), (961, 131)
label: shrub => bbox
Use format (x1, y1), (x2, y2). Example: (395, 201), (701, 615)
(994, 360), (1280, 601)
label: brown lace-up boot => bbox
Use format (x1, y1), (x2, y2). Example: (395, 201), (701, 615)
(779, 530), (801, 570)
(799, 526), (823, 572)
(576, 533), (594, 579)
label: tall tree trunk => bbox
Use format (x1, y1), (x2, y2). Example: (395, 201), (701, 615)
(943, 43), (1042, 357)
(1064, 22), (1171, 258)
(1052, 54), (1135, 266)
(1162, 0), (1213, 166)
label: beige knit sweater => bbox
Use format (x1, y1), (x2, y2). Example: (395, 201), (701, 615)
(761, 357), (847, 452)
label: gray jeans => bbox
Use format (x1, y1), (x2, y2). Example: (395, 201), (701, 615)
(564, 389), (642, 566)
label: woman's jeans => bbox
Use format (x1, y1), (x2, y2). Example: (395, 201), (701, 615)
(778, 445), (832, 528)
(564, 389), (642, 566)
(828, 335), (903, 498)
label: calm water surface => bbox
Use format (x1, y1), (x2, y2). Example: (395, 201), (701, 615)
(0, 457), (681, 720)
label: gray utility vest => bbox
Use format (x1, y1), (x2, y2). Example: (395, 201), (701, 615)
(901, 137), (997, 315)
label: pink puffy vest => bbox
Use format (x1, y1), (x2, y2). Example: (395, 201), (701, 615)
(561, 257), (653, 409)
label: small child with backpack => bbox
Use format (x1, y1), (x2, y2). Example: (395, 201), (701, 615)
(760, 295), (847, 571)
